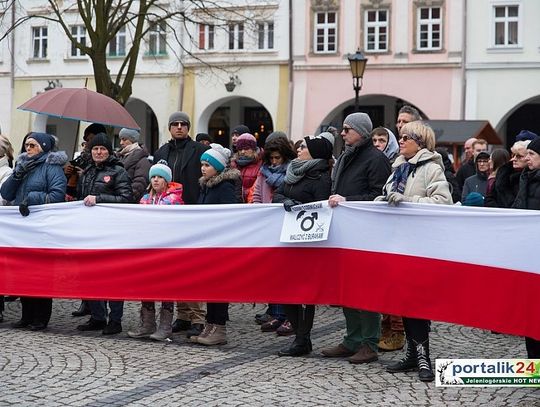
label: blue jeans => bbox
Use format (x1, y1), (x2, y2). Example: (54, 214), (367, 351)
(267, 304), (287, 321)
(89, 300), (124, 323)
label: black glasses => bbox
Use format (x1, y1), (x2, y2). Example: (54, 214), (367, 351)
(399, 134), (412, 142)
(25, 143), (38, 148)
(342, 127), (352, 133)
(170, 121), (188, 127)
(299, 143), (307, 150)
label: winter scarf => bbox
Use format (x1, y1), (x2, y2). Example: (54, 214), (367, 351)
(285, 158), (325, 185)
(260, 163), (288, 189)
(235, 155), (256, 167)
(118, 143), (140, 157)
(390, 161), (415, 193)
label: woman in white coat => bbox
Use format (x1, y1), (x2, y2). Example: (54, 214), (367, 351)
(0, 134), (14, 323)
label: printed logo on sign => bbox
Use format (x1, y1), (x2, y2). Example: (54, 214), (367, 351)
(436, 359), (540, 387)
(279, 201), (333, 243)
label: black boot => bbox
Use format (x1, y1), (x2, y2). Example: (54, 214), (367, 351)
(387, 339), (417, 373)
(415, 340), (435, 382)
(72, 301), (91, 317)
(278, 335), (312, 357)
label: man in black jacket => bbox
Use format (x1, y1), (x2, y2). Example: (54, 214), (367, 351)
(152, 111), (209, 337)
(322, 112), (391, 365)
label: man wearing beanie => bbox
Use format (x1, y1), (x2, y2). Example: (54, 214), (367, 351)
(152, 110), (209, 337)
(321, 112), (391, 364)
(230, 124), (250, 152)
(75, 132), (133, 336)
(117, 127), (151, 202)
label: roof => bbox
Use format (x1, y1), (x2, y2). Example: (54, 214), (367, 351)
(425, 120), (503, 145)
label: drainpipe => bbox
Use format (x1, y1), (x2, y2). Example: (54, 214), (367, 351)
(287, 0), (294, 138)
(461, 0), (467, 120)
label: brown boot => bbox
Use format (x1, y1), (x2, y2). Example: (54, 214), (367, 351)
(197, 324), (227, 346)
(321, 343), (355, 358)
(378, 331), (405, 352)
(348, 344), (378, 364)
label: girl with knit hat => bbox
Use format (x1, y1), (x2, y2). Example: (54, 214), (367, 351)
(190, 144), (240, 346)
(127, 162), (184, 342)
(272, 134), (333, 357)
(231, 133), (263, 202)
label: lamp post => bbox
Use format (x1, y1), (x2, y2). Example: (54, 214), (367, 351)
(347, 49), (368, 112)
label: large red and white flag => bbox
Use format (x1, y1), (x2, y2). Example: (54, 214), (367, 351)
(0, 201), (538, 339)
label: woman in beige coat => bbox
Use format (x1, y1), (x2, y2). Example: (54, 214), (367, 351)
(377, 121), (452, 382)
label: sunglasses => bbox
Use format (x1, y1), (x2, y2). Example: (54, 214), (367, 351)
(399, 135), (412, 142)
(25, 143), (38, 148)
(170, 121), (189, 127)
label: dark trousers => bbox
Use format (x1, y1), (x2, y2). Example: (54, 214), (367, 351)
(0, 296), (4, 313)
(284, 304), (315, 338)
(206, 303), (229, 325)
(525, 337), (540, 358)
(403, 317), (430, 343)
(20, 297), (52, 326)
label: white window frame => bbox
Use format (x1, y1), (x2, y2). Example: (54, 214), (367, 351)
(313, 11), (337, 54)
(32, 26), (48, 59)
(148, 21), (167, 56)
(228, 23), (244, 50)
(108, 26), (126, 57)
(198, 23), (215, 50)
(257, 21), (274, 50)
(491, 3), (521, 48)
(364, 9), (389, 53)
(69, 25), (86, 57)
(416, 6), (442, 51)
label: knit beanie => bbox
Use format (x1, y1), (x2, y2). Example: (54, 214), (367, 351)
(343, 112), (373, 137)
(305, 134), (333, 160)
(87, 133), (113, 154)
(168, 111), (191, 129)
(462, 192), (484, 207)
(149, 163), (172, 183)
(236, 133), (258, 151)
(28, 132), (55, 153)
(516, 130), (538, 142)
(196, 133), (212, 143)
(231, 125), (250, 136)
(119, 128), (140, 142)
(84, 123), (107, 141)
(200, 143), (231, 173)
(527, 137), (540, 155)
(265, 131), (288, 145)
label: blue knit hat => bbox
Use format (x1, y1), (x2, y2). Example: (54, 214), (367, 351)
(463, 192), (484, 207)
(28, 132), (55, 153)
(516, 130), (538, 142)
(200, 143), (231, 173)
(149, 162), (172, 183)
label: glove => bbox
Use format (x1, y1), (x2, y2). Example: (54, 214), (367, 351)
(387, 191), (411, 206)
(19, 199), (29, 217)
(283, 198), (300, 212)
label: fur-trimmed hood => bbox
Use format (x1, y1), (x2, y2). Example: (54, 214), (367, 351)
(17, 150), (68, 166)
(199, 167), (241, 189)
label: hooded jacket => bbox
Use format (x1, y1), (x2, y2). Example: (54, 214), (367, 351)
(378, 149), (452, 205)
(382, 128), (399, 163)
(139, 182), (184, 205)
(198, 168), (241, 205)
(1, 151), (67, 206)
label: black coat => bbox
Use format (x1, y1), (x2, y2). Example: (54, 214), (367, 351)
(198, 168), (241, 205)
(484, 162), (522, 208)
(153, 138), (209, 204)
(273, 160), (331, 205)
(332, 142), (391, 201)
(77, 156), (134, 203)
(456, 159), (475, 194)
(512, 168), (540, 210)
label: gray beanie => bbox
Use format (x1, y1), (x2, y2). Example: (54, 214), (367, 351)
(119, 128), (140, 142)
(265, 131), (288, 145)
(168, 111), (191, 129)
(319, 131), (335, 147)
(343, 113), (373, 138)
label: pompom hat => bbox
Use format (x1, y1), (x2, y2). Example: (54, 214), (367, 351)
(236, 133), (258, 151)
(27, 132), (55, 153)
(200, 143), (231, 173)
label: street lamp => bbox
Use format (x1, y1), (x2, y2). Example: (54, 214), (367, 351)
(347, 49), (368, 112)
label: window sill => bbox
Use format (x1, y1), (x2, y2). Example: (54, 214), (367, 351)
(63, 57), (89, 62)
(411, 48), (444, 54)
(26, 58), (50, 64)
(486, 46), (523, 54)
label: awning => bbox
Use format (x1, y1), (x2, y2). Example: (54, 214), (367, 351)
(425, 120), (503, 145)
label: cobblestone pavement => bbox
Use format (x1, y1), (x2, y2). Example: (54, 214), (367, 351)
(0, 300), (538, 406)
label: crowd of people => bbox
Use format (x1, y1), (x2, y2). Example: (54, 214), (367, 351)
(0, 105), (539, 383)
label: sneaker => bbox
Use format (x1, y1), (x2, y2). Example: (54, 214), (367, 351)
(378, 331), (405, 352)
(77, 318), (107, 331)
(261, 319), (283, 332)
(102, 320), (122, 335)
(348, 344), (379, 364)
(276, 320), (294, 336)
